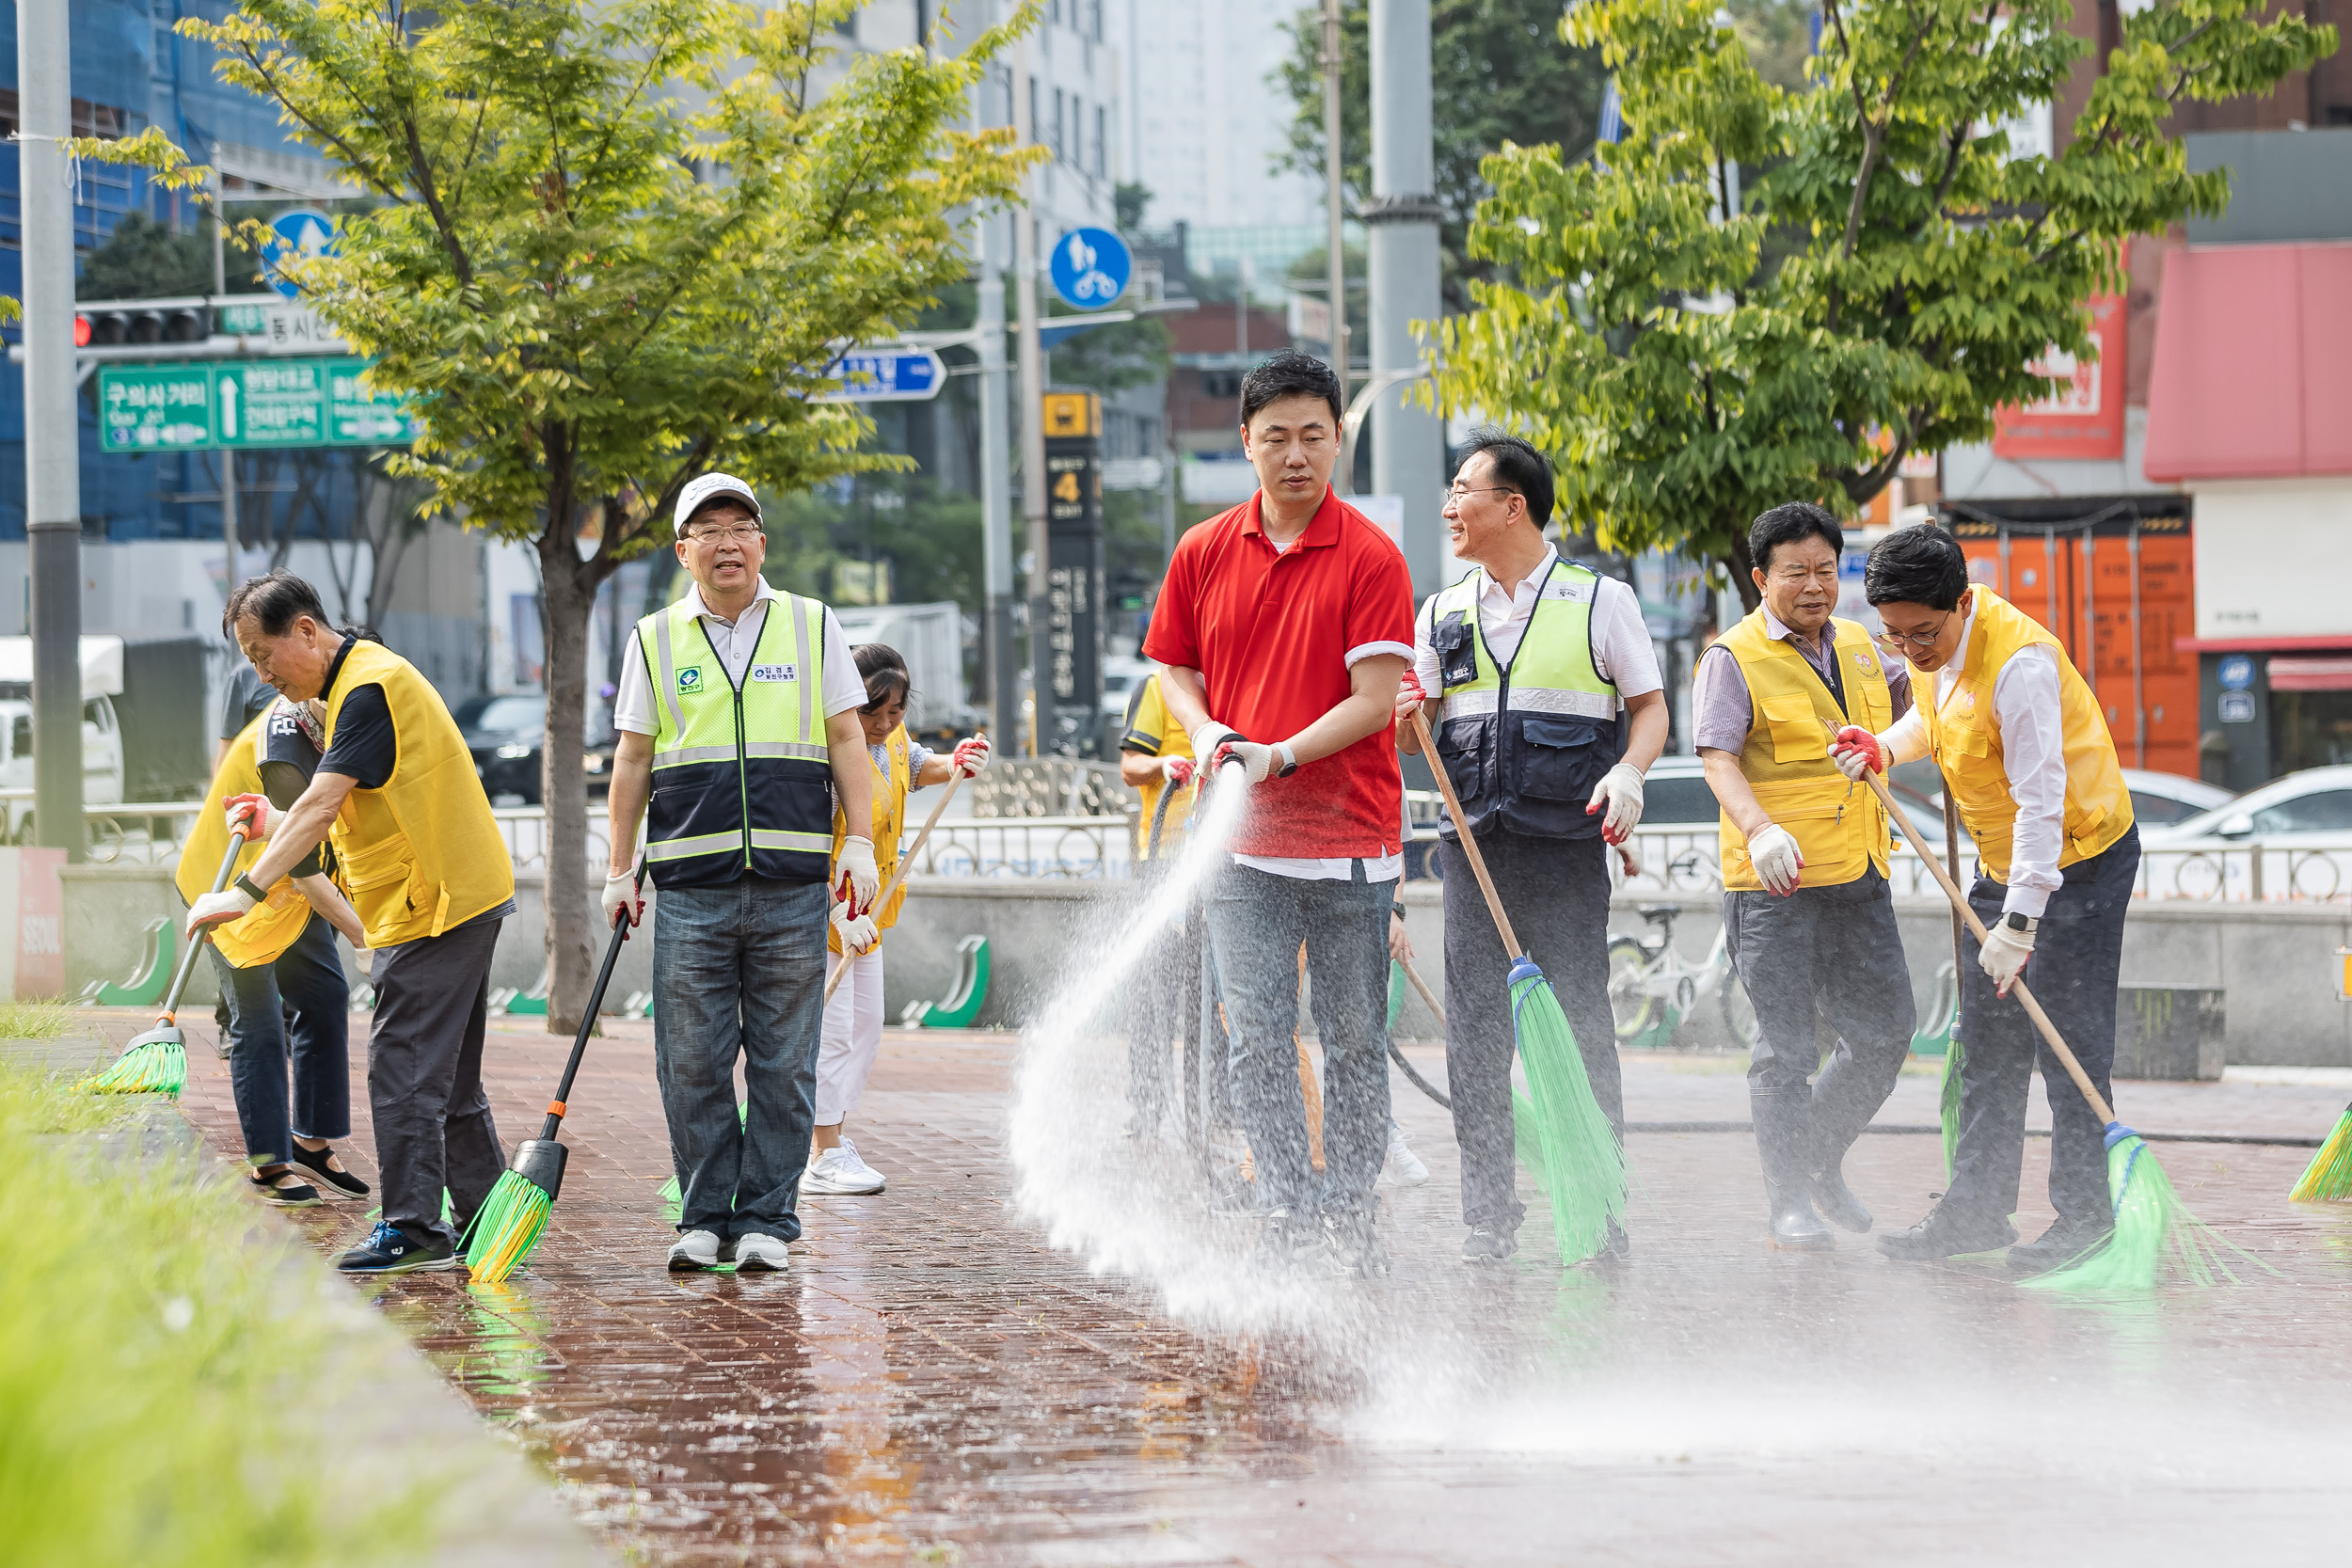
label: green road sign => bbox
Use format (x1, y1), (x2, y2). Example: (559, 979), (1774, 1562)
(98, 357), (420, 452)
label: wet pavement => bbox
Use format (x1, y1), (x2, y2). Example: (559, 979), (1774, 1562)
(130, 1004), (2352, 1568)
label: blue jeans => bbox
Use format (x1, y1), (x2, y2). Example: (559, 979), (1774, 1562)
(653, 876), (829, 1243)
(1203, 862), (1392, 1217)
(209, 915), (351, 1167)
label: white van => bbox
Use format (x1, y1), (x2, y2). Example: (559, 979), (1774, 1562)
(0, 636), (128, 842)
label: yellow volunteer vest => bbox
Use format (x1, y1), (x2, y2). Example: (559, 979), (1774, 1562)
(176, 706), (314, 968)
(830, 726), (912, 952)
(323, 640), (515, 947)
(1713, 612), (1895, 892)
(1920, 587), (2134, 882)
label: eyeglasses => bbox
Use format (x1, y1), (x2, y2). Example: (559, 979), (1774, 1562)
(686, 523), (763, 545)
(1872, 613), (1952, 653)
(1446, 483), (1519, 504)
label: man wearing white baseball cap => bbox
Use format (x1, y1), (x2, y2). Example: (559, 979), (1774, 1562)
(605, 472), (879, 1273)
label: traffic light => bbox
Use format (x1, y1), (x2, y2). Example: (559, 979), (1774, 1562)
(72, 304), (210, 347)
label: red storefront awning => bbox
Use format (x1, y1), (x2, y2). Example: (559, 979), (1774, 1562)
(2268, 657), (2352, 692)
(2143, 243), (2352, 483)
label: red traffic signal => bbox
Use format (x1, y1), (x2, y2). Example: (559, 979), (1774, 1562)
(73, 314), (92, 347)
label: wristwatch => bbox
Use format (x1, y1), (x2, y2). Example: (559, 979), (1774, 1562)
(234, 873), (269, 903)
(1390, 904), (1406, 923)
(1273, 741), (1300, 779)
(2002, 911), (2038, 933)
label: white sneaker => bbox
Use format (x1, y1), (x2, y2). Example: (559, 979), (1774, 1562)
(1385, 1120), (1429, 1187)
(732, 1233), (789, 1273)
(667, 1228), (723, 1271)
(802, 1141), (886, 1196)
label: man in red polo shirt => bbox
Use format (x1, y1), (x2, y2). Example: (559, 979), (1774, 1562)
(1143, 348), (1415, 1277)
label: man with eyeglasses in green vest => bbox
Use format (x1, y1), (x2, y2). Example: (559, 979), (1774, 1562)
(1397, 430), (1669, 1267)
(605, 473), (879, 1274)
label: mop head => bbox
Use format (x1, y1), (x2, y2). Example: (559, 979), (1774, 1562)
(1508, 958), (1627, 1264)
(2288, 1103), (2352, 1202)
(1938, 1035), (1965, 1180)
(84, 1033), (186, 1096)
(459, 1169), (552, 1285)
(2020, 1122), (2263, 1291)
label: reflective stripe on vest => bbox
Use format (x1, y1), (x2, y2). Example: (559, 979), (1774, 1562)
(639, 592), (835, 888)
(1921, 587), (2134, 882)
(1712, 612), (1894, 893)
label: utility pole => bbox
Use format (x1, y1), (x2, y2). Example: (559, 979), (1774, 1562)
(20, 0), (85, 862)
(977, 213), (1020, 752)
(213, 181), (239, 587)
(1367, 0), (1446, 595)
(1013, 34), (1050, 756)
(1234, 254), (1251, 424)
(1322, 0), (1352, 489)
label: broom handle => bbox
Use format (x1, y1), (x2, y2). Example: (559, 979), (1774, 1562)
(538, 861), (641, 1140)
(824, 766), (967, 1006)
(1399, 953), (1447, 1028)
(161, 828), (250, 1023)
(1866, 771), (2115, 1124)
(1407, 708), (1524, 960)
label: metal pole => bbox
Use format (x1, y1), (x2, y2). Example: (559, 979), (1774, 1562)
(1013, 35), (1049, 758)
(213, 177), (239, 591)
(2128, 520), (2146, 768)
(1322, 0), (1352, 460)
(2079, 523), (2097, 700)
(977, 214), (1019, 749)
(20, 0), (86, 862)
(1234, 254), (1250, 425)
(1367, 0), (1446, 595)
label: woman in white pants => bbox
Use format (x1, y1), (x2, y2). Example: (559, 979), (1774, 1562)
(809, 644), (989, 1195)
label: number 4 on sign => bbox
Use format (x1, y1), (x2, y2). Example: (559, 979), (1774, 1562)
(1053, 471), (1081, 503)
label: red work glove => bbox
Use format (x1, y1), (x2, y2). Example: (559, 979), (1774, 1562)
(951, 734), (992, 777)
(1393, 668), (1427, 725)
(1831, 726), (1886, 780)
(224, 792), (271, 838)
(1163, 755), (1197, 787)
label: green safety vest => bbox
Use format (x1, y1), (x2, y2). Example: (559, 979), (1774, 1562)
(638, 592), (835, 888)
(1427, 556), (1623, 841)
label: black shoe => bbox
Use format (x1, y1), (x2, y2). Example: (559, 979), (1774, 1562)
(1324, 1208), (1390, 1278)
(1810, 1166), (1873, 1233)
(288, 1144), (371, 1202)
(1766, 1181), (1835, 1251)
(1594, 1217), (1631, 1265)
(2006, 1216), (2114, 1275)
(1463, 1224), (1518, 1265)
(247, 1168), (322, 1208)
(337, 1220), (458, 1275)
(1875, 1207), (2019, 1261)
(1252, 1207), (1327, 1272)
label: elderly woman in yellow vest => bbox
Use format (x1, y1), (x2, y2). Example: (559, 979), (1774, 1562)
(1835, 526), (2139, 1272)
(806, 644), (991, 1196)
(190, 572), (517, 1276)
(187, 690), (373, 1208)
(1695, 504), (1918, 1251)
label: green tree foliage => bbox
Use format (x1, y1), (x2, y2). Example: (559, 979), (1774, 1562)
(1278, 0), (1608, 312)
(182, 0), (1037, 1028)
(78, 214), (209, 299)
(761, 475), (985, 612)
(1429, 0), (2332, 608)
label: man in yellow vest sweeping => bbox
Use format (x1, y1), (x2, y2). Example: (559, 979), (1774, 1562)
(1695, 503), (1916, 1250)
(603, 474), (878, 1274)
(1835, 526), (2139, 1270)
(189, 573), (516, 1275)
(1398, 430), (1668, 1266)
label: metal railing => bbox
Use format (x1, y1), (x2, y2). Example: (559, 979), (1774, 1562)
(0, 796), (202, 865)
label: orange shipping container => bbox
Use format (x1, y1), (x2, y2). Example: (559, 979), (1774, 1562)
(1945, 513), (2198, 779)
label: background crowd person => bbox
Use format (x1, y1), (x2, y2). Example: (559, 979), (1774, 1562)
(806, 642), (990, 1196)
(603, 474), (878, 1274)
(1396, 429), (1666, 1265)
(1118, 668), (1204, 1139)
(1141, 348), (1416, 1278)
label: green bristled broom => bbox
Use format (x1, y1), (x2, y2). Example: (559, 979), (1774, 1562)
(2290, 1102), (2352, 1202)
(460, 867), (638, 1283)
(1410, 711), (1625, 1263)
(1866, 772), (2247, 1290)
(86, 828), (249, 1096)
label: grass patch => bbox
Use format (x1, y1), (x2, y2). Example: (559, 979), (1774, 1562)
(0, 1068), (437, 1567)
(0, 999), (79, 1041)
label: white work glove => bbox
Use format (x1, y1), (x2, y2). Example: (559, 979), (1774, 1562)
(1831, 726), (1888, 782)
(186, 885), (258, 934)
(601, 868), (644, 935)
(1213, 738), (1279, 784)
(1393, 669), (1429, 727)
(350, 945), (374, 981)
(1979, 918), (2036, 997)
(951, 734), (992, 776)
(1189, 720), (1242, 761)
(1747, 823), (1805, 897)
(835, 834), (881, 910)
(224, 792), (272, 839)
(831, 900), (880, 957)
(1584, 762), (1645, 846)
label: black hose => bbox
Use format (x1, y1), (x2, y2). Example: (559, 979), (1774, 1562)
(1388, 1039), (1452, 1111)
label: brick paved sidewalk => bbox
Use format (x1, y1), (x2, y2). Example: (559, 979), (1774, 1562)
(132, 1006), (2352, 1568)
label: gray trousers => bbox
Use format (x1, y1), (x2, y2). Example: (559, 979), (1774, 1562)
(653, 876), (828, 1243)
(369, 916), (505, 1250)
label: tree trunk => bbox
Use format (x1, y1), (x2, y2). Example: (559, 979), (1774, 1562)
(364, 476), (416, 633)
(537, 533), (602, 1037)
(1725, 526), (1762, 614)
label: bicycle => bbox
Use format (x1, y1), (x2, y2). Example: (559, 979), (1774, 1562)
(1606, 902), (1761, 1053)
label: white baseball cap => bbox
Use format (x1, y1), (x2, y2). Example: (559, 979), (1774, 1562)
(674, 472), (763, 532)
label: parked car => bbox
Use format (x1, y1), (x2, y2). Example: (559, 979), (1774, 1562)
(2140, 765), (2352, 900)
(455, 693), (618, 807)
(2120, 769), (2237, 830)
(1645, 753), (1962, 846)
(0, 635), (127, 842)
(1101, 655), (1150, 721)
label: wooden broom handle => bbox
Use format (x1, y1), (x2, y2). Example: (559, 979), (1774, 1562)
(823, 766), (967, 1005)
(1408, 708), (1524, 961)
(1399, 953), (1447, 1028)
(1863, 769), (2116, 1124)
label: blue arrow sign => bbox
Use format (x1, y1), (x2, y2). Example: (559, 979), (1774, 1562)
(1049, 227), (1131, 309)
(261, 208), (338, 300)
(819, 347), (946, 404)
